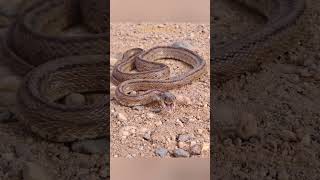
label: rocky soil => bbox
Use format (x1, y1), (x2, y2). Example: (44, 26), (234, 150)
(110, 23), (210, 158)
(212, 0), (320, 179)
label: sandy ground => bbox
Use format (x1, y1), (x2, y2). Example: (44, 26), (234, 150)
(110, 23), (210, 158)
(212, 0), (320, 179)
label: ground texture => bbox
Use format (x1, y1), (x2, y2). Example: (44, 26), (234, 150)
(212, 0), (320, 179)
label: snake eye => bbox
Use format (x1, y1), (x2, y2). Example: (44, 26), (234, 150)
(161, 92), (176, 104)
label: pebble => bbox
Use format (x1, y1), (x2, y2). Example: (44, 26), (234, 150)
(65, 93), (86, 106)
(202, 143), (210, 152)
(119, 126), (136, 137)
(173, 148), (190, 157)
(279, 130), (297, 142)
(175, 119), (184, 127)
(116, 113), (127, 121)
(155, 148), (168, 157)
(22, 162), (55, 180)
(143, 131), (151, 141)
(236, 112), (258, 140)
(110, 57), (118, 66)
(171, 41), (194, 50)
(177, 134), (193, 142)
(0, 75), (21, 91)
(177, 142), (188, 149)
(190, 144), (202, 155)
(0, 110), (15, 123)
(71, 139), (107, 154)
(155, 120), (162, 126)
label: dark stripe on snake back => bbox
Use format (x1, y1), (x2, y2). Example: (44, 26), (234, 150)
(114, 46), (206, 107)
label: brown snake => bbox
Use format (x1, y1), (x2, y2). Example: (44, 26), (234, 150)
(1, 0), (108, 142)
(111, 46), (206, 109)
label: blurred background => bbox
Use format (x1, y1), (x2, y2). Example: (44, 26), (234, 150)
(110, 0), (210, 22)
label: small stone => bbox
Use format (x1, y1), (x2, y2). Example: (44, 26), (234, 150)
(155, 148), (168, 157)
(202, 142), (210, 152)
(177, 134), (192, 142)
(236, 112), (258, 140)
(171, 41), (193, 50)
(110, 57), (118, 66)
(175, 119), (184, 127)
(279, 130), (297, 142)
(120, 126), (136, 137)
(179, 117), (189, 124)
(178, 142), (188, 149)
(0, 110), (15, 123)
(0, 75), (21, 91)
(65, 93), (85, 106)
(143, 131), (151, 141)
(116, 113), (127, 121)
(173, 148), (190, 157)
(23, 162), (55, 180)
(71, 139), (107, 154)
(190, 141), (197, 147)
(190, 145), (202, 155)
(277, 169), (289, 180)
(155, 121), (162, 126)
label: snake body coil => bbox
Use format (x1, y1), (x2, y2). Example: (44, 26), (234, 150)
(212, 0), (308, 83)
(2, 0), (108, 142)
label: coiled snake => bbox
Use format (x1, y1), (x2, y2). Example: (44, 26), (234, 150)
(0, 0), (308, 142)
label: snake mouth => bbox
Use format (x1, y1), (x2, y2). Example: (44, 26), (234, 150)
(163, 101), (175, 111)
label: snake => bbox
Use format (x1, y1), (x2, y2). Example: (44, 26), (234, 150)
(1, 0), (108, 142)
(111, 46), (206, 110)
(212, 0), (309, 84)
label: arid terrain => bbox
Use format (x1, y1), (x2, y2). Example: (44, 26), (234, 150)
(110, 23), (210, 158)
(212, 0), (320, 179)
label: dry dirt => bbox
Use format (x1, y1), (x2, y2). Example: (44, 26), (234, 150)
(110, 23), (210, 158)
(212, 0), (320, 179)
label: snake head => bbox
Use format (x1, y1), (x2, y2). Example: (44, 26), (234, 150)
(157, 92), (176, 111)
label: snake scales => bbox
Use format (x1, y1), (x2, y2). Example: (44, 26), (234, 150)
(2, 0), (109, 142)
(0, 0), (308, 142)
(212, 0), (309, 84)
